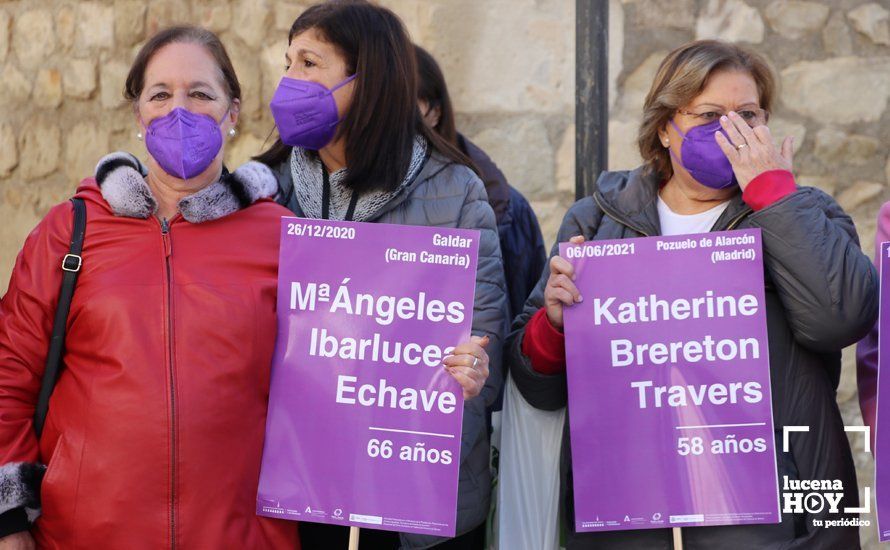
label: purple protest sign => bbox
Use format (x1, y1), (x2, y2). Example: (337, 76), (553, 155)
(876, 242), (890, 541)
(257, 218), (479, 537)
(561, 228), (779, 532)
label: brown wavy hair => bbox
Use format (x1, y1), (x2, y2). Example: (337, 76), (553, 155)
(638, 40), (776, 181)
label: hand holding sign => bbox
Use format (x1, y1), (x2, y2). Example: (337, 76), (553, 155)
(562, 229), (778, 532)
(443, 335), (490, 399)
(545, 235), (586, 329)
(258, 219), (480, 537)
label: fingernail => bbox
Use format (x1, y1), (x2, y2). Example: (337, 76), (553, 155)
(720, 115), (728, 122)
(577, 295), (584, 302)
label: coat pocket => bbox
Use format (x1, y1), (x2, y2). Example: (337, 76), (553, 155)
(37, 434), (84, 544)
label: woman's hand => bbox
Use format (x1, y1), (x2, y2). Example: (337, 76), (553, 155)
(715, 111), (794, 190)
(0, 532), (35, 550)
(443, 335), (490, 400)
(544, 235), (585, 329)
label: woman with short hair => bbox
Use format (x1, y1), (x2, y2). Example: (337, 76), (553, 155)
(0, 26), (300, 549)
(508, 39), (876, 549)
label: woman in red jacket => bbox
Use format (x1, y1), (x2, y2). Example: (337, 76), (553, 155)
(0, 26), (300, 549)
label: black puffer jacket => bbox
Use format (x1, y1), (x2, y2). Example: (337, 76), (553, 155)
(507, 167), (877, 549)
(459, 134), (547, 321)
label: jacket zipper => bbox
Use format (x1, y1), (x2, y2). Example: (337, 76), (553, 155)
(594, 191), (766, 296)
(724, 208), (752, 231)
(592, 193), (652, 237)
(593, 192), (753, 235)
(160, 217), (177, 549)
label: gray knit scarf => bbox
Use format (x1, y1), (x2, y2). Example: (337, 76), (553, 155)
(290, 137), (428, 221)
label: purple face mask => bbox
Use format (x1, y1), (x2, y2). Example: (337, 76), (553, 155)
(269, 75), (356, 150)
(144, 107), (224, 180)
(669, 119), (737, 189)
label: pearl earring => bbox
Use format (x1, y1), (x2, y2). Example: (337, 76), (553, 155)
(136, 131), (143, 141)
(228, 128), (236, 137)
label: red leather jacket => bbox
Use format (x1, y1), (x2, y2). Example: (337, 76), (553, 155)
(0, 160), (299, 548)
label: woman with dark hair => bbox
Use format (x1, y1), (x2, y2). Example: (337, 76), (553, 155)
(414, 44), (554, 548)
(256, 1), (508, 548)
(507, 39), (876, 549)
(415, 45), (547, 321)
(0, 26), (299, 548)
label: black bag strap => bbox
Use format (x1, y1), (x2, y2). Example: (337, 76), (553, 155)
(34, 198), (86, 438)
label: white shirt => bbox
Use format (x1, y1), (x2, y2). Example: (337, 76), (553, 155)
(657, 195), (730, 236)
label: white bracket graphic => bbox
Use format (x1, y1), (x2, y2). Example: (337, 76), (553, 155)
(844, 425), (871, 454)
(845, 487), (871, 514)
(783, 425), (809, 452)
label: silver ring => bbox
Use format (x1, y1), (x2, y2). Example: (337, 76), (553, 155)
(472, 356), (479, 369)
(736, 143), (748, 150)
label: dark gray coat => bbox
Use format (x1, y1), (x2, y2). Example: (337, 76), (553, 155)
(272, 150), (508, 549)
(508, 167), (877, 550)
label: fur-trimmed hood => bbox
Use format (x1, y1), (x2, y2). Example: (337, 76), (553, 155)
(94, 152), (280, 223)
(0, 462), (44, 522)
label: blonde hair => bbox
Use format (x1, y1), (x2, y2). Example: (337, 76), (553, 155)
(638, 40), (776, 181)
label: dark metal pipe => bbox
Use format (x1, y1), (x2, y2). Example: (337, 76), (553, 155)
(576, 0), (609, 200)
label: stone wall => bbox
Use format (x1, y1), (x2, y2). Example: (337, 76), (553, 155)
(0, 0), (888, 546)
